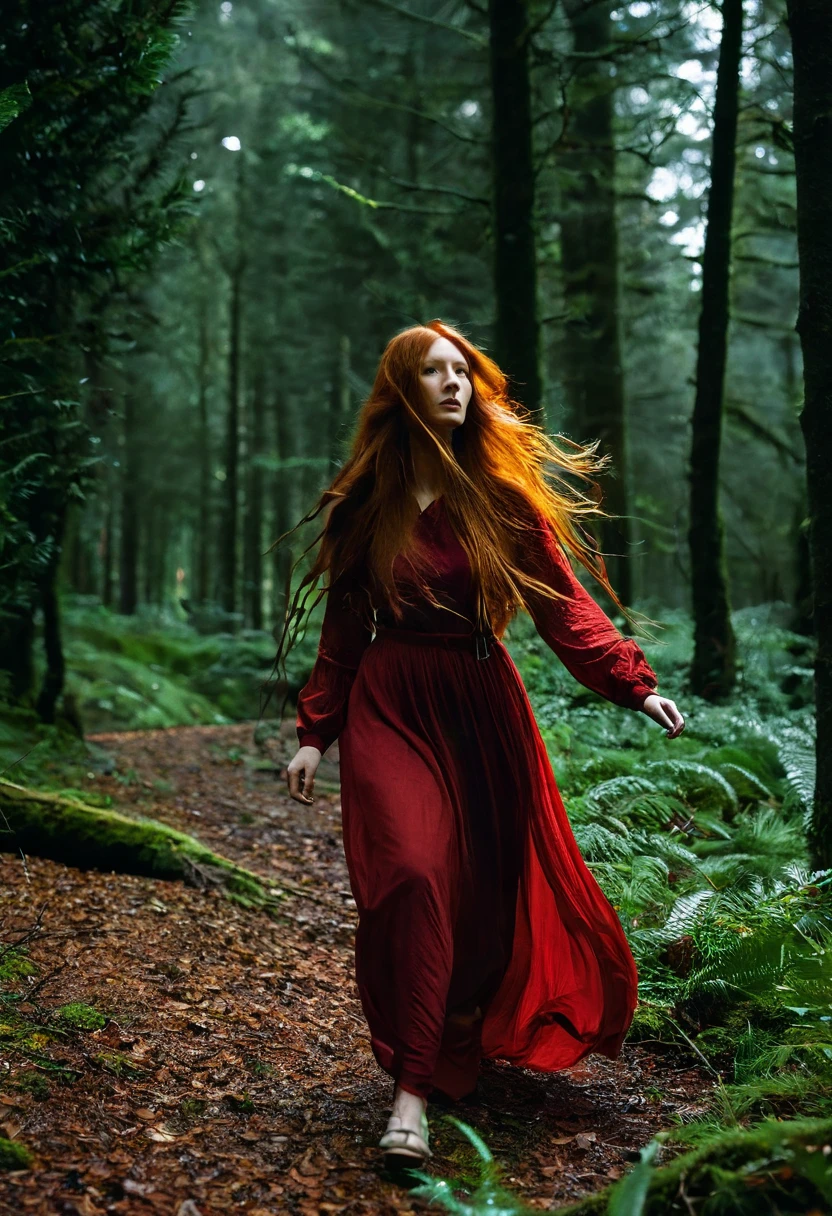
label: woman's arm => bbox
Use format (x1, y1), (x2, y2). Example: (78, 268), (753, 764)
(520, 515), (659, 712)
(296, 568), (374, 756)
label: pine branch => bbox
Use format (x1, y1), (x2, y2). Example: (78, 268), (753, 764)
(284, 25), (487, 147)
(358, 0), (486, 47)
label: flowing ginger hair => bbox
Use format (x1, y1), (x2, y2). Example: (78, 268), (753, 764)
(261, 319), (656, 718)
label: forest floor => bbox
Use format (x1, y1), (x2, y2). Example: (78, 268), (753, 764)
(1, 722), (713, 1215)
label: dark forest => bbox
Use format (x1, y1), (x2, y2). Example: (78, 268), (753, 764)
(2, 1), (832, 1212)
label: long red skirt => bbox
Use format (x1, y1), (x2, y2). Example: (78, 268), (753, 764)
(336, 625), (638, 1101)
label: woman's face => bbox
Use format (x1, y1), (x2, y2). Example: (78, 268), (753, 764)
(417, 337), (472, 434)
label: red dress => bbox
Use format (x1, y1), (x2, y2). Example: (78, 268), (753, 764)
(296, 496), (659, 1101)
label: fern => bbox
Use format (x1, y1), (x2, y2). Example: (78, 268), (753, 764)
(644, 760), (739, 816)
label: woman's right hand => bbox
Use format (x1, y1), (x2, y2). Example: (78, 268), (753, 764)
(286, 745), (322, 805)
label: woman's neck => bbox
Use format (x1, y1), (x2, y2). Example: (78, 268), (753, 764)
(410, 434), (450, 500)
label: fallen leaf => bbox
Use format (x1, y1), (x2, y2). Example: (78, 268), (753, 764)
(146, 1125), (179, 1142)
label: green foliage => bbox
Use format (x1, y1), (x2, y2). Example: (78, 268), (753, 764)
(10, 1071), (50, 1101)
(26, 595), (315, 732)
(0, 1), (196, 700)
(0, 82), (32, 132)
(607, 1138), (661, 1216)
(0, 1137), (34, 1170)
(54, 1002), (106, 1031)
(502, 614), (832, 1176)
(94, 1050), (143, 1078)
(407, 1116), (538, 1214)
(0, 949), (37, 986)
(554, 1118), (832, 1215)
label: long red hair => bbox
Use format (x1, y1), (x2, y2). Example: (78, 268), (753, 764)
(263, 319), (654, 715)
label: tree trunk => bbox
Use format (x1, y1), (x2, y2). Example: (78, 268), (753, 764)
(65, 506), (93, 595)
(243, 364), (266, 630)
(118, 393), (139, 616)
(220, 159), (247, 618)
(272, 389), (296, 632)
(560, 0), (632, 607)
(101, 484), (115, 609)
(34, 505), (68, 723)
(786, 0), (832, 868)
(688, 0), (742, 700)
(329, 335), (351, 470)
(488, 0), (543, 421)
(0, 778), (282, 911)
(0, 609), (36, 704)
(195, 293), (212, 605)
(221, 263), (242, 615)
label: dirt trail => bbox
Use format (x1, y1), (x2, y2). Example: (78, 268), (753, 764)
(0, 722), (710, 1214)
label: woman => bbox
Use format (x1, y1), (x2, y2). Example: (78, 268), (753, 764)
(274, 320), (685, 1167)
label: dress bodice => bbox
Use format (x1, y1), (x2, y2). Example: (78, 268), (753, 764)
(375, 497), (476, 635)
(295, 497), (659, 756)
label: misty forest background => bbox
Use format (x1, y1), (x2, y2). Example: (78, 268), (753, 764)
(3, 1), (832, 1213)
(4, 0), (812, 706)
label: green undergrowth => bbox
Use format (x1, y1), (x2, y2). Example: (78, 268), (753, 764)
(0, 778), (287, 913)
(430, 604), (829, 1212)
(406, 1115), (832, 1215)
(30, 593), (317, 733)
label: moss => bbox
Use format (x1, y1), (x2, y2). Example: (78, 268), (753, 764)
(11, 1071), (50, 1101)
(94, 1051), (143, 1078)
(0, 950), (37, 985)
(626, 1005), (671, 1044)
(55, 1002), (106, 1031)
(54, 787), (113, 809)
(0, 778), (284, 913)
(0, 1137), (34, 1170)
(180, 1097), (207, 1120)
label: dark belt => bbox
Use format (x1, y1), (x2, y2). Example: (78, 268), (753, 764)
(374, 625), (493, 660)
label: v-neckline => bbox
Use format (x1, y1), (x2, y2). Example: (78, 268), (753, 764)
(415, 494), (443, 517)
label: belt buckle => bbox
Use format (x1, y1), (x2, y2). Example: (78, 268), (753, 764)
(474, 631), (490, 660)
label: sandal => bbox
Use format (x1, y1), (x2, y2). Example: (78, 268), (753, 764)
(379, 1111), (432, 1165)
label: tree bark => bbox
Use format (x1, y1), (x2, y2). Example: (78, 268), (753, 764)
(243, 363), (266, 630)
(272, 388), (296, 632)
(329, 335), (351, 470)
(34, 503), (68, 723)
(488, 0), (543, 421)
(786, 0), (832, 868)
(118, 393), (139, 616)
(0, 778), (282, 910)
(220, 158), (247, 618)
(560, 0), (632, 607)
(0, 610), (36, 704)
(101, 483), (115, 609)
(688, 0), (742, 700)
(195, 292), (212, 605)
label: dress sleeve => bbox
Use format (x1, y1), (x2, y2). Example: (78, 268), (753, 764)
(520, 515), (659, 712)
(296, 568), (374, 755)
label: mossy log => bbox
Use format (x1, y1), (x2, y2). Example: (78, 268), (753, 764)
(553, 1116), (832, 1215)
(0, 778), (281, 911)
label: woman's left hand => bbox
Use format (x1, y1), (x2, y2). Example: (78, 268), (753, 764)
(641, 693), (685, 739)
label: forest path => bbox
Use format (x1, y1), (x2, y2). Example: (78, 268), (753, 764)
(1, 722), (710, 1215)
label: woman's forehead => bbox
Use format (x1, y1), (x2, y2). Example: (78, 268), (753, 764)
(424, 336), (467, 364)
